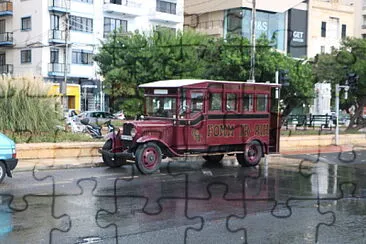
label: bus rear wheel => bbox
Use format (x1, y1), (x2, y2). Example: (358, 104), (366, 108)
(202, 155), (224, 163)
(236, 141), (262, 167)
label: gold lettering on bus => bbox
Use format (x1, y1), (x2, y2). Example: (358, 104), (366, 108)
(254, 124), (269, 136)
(208, 124), (235, 137)
(240, 124), (250, 137)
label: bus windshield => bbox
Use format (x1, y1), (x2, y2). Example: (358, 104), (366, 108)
(146, 96), (177, 118)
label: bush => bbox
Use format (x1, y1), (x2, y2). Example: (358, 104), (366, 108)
(0, 75), (63, 133)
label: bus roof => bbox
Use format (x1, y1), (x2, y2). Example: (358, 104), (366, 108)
(139, 79), (280, 88)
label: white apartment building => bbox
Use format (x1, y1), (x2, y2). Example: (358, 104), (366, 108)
(307, 0), (355, 57)
(0, 0), (183, 111)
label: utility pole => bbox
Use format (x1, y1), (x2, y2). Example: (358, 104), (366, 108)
(334, 84), (348, 145)
(335, 72), (358, 145)
(249, 0), (256, 83)
(60, 11), (69, 111)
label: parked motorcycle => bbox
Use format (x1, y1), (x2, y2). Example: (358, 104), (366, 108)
(80, 118), (114, 139)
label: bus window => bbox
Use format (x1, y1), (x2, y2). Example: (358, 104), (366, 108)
(256, 94), (268, 112)
(226, 93), (237, 111)
(243, 94), (253, 112)
(191, 92), (204, 114)
(209, 93), (222, 111)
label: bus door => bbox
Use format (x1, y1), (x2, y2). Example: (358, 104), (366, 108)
(185, 90), (206, 150)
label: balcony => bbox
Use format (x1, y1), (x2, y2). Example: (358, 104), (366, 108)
(48, 63), (70, 76)
(0, 32), (13, 45)
(103, 0), (143, 17)
(150, 8), (183, 23)
(362, 24), (366, 29)
(49, 29), (68, 44)
(0, 1), (12, 16)
(48, 0), (70, 13)
(0, 64), (13, 74)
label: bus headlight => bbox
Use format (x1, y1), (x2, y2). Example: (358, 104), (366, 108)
(130, 128), (137, 137)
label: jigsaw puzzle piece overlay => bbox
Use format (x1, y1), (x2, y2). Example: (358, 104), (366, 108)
(0, 193), (69, 244)
(0, 169), (55, 210)
(97, 197), (198, 244)
(52, 178), (116, 244)
(317, 182), (366, 243)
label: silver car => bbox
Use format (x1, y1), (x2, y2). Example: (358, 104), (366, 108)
(77, 111), (117, 125)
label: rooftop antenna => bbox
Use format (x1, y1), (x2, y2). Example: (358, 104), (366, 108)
(248, 0), (256, 83)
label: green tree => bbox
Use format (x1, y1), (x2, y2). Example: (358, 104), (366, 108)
(202, 35), (314, 119)
(313, 38), (366, 130)
(95, 30), (314, 119)
(94, 29), (210, 115)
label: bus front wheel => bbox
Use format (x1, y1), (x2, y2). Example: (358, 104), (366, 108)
(135, 142), (162, 174)
(236, 141), (262, 167)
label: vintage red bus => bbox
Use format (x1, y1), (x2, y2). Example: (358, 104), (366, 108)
(99, 79), (281, 174)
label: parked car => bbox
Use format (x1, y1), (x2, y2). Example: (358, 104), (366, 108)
(77, 111), (117, 125)
(113, 110), (125, 120)
(0, 133), (18, 183)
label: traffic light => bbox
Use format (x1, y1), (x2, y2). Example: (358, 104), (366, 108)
(346, 72), (359, 90)
(279, 69), (290, 86)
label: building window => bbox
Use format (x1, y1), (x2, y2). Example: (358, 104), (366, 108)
(321, 21), (326, 37)
(72, 50), (93, 65)
(21, 50), (31, 63)
(156, 0), (176, 14)
(50, 49), (59, 63)
(341, 24), (346, 39)
(50, 15), (60, 30)
(104, 17), (127, 37)
(362, 34), (366, 39)
(69, 16), (93, 33)
(320, 46), (325, 54)
(21, 17), (31, 31)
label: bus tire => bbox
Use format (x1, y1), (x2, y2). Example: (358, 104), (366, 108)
(102, 139), (126, 168)
(135, 142), (162, 174)
(202, 155), (224, 163)
(236, 140), (262, 167)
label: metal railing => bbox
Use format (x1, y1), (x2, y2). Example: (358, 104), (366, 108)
(49, 0), (70, 9)
(104, 0), (141, 8)
(0, 64), (13, 74)
(284, 114), (336, 130)
(156, 5), (177, 15)
(0, 1), (12, 12)
(49, 29), (66, 41)
(48, 63), (69, 74)
(0, 32), (13, 43)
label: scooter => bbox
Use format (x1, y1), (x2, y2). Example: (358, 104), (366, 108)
(80, 118), (114, 139)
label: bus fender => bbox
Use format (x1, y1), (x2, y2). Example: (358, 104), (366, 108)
(135, 136), (181, 157)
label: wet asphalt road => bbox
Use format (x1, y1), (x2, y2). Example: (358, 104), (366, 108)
(1, 151), (366, 244)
